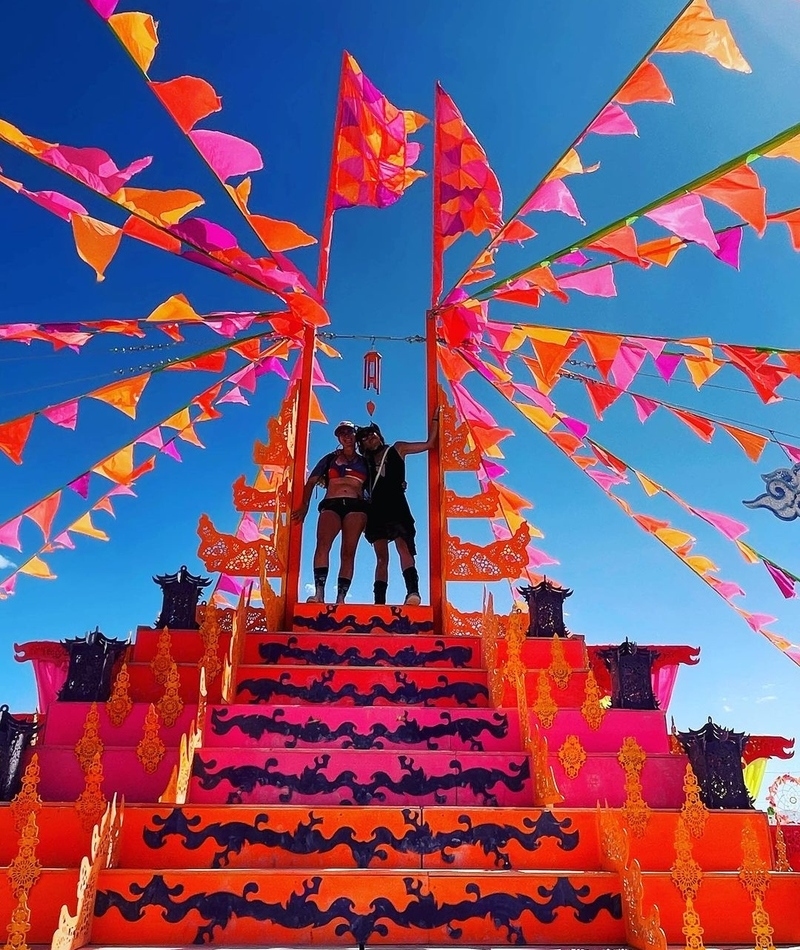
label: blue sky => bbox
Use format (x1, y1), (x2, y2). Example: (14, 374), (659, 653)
(1, 1), (799, 793)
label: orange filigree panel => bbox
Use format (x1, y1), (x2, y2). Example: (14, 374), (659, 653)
(252, 388), (297, 471)
(445, 523), (530, 581)
(232, 474), (279, 512)
(444, 483), (502, 519)
(197, 514), (284, 577)
(441, 401), (481, 472)
(443, 607), (483, 637)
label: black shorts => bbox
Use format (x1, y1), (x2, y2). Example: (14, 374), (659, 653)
(318, 497), (369, 519)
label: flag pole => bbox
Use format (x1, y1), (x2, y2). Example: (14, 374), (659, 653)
(283, 51), (347, 626)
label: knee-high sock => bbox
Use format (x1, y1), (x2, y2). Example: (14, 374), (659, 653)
(402, 566), (419, 596)
(373, 580), (388, 605)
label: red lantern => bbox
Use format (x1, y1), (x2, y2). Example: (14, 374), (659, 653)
(363, 350), (382, 394)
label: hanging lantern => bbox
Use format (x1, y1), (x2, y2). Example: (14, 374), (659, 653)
(366, 400), (376, 417)
(363, 350), (382, 394)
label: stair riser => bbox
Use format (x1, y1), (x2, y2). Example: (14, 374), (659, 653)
(549, 752), (686, 808)
(134, 627), (481, 668)
(92, 870), (625, 945)
(205, 705), (520, 751)
(118, 805), (603, 871)
(190, 750), (532, 807)
(35, 747), (175, 803)
(41, 701), (197, 746)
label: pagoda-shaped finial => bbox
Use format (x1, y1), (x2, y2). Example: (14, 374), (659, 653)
(153, 565), (211, 630)
(598, 638), (660, 711)
(0, 705), (40, 802)
(518, 578), (572, 638)
(58, 628), (128, 703)
(678, 718), (753, 810)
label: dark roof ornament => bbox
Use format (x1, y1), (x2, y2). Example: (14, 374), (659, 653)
(597, 638), (660, 710)
(0, 705), (39, 801)
(58, 627), (129, 703)
(153, 564), (211, 630)
(677, 717), (753, 810)
(517, 578), (572, 638)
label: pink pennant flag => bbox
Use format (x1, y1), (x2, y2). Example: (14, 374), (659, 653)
(255, 356), (289, 380)
(217, 386), (249, 406)
(521, 179), (584, 222)
(161, 441), (182, 462)
(171, 217), (238, 252)
(204, 315), (257, 337)
(741, 610), (778, 634)
(690, 506), (748, 540)
(41, 145), (152, 196)
(555, 249), (590, 267)
(51, 530), (75, 550)
(41, 400), (79, 430)
(0, 575), (17, 597)
(482, 459), (507, 479)
(631, 394), (659, 422)
(236, 513), (261, 543)
(764, 561), (796, 599)
(586, 469), (627, 491)
(216, 574), (245, 595)
(654, 352), (682, 382)
(712, 226), (743, 269)
(707, 576), (745, 601)
(68, 472), (91, 498)
(87, 0), (119, 17)
(511, 384), (555, 415)
(527, 545), (559, 569)
(108, 483), (137, 498)
(229, 364), (257, 393)
(557, 264), (617, 298)
(451, 381), (498, 428)
(188, 130), (264, 182)
(629, 336), (666, 361)
(585, 103), (638, 137)
(0, 516), (23, 551)
(779, 442), (800, 464)
(25, 188), (88, 221)
(137, 426), (164, 448)
(611, 343), (648, 390)
(561, 416), (590, 439)
(644, 194), (719, 252)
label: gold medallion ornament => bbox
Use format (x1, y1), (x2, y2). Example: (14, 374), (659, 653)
(738, 821), (776, 950)
(773, 820), (791, 872)
(106, 661), (133, 727)
(10, 753), (41, 832)
(532, 669), (558, 729)
(150, 626), (174, 685)
(198, 606), (223, 685)
(74, 751), (106, 832)
(670, 816), (705, 950)
(74, 702), (103, 775)
(156, 661), (184, 728)
(549, 633), (571, 690)
(481, 594), (505, 708)
(557, 734), (587, 779)
(136, 703), (166, 774)
(580, 669), (606, 731)
(4, 891), (32, 950)
(681, 763), (708, 839)
(618, 736), (651, 838)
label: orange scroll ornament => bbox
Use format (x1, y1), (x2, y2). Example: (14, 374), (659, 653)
(444, 483), (502, 518)
(445, 522), (530, 581)
(440, 399), (482, 472)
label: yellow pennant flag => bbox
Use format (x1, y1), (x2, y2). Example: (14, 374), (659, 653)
(111, 187), (203, 224)
(655, 0), (750, 73)
(93, 445), (135, 484)
(515, 402), (558, 433)
(163, 407), (192, 431)
(309, 390), (328, 424)
(109, 12), (159, 74)
(178, 425), (205, 448)
(19, 555), (56, 579)
(736, 539), (760, 564)
(684, 355), (723, 389)
(654, 526), (695, 552)
(684, 554), (718, 575)
(70, 214), (122, 281)
(70, 512), (110, 542)
(147, 293), (203, 323)
(90, 374), (150, 419)
(634, 470), (661, 497)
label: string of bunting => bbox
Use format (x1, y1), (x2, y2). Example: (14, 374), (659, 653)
(0, 340), (293, 586)
(434, 0), (750, 299)
(0, 326), (288, 465)
(446, 339), (800, 667)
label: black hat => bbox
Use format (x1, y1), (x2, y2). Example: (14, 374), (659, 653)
(356, 422), (383, 442)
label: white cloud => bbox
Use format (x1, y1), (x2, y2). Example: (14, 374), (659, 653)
(722, 704), (733, 713)
(756, 695), (777, 704)
(0, 554), (16, 570)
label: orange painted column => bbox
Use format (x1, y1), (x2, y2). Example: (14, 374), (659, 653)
(283, 324), (316, 628)
(426, 309), (444, 628)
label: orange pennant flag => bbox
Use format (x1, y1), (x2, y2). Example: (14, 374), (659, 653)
(227, 178), (316, 252)
(764, 134), (800, 164)
(113, 186), (204, 224)
(615, 60), (673, 105)
(178, 425), (205, 448)
(18, 555), (56, 580)
(25, 492), (61, 541)
(549, 430), (583, 455)
(163, 408), (192, 431)
(123, 215), (182, 252)
(93, 496), (116, 517)
(90, 374), (150, 419)
(527, 328), (580, 385)
(309, 390), (327, 424)
(720, 423), (769, 462)
(579, 331), (623, 379)
(696, 165), (767, 235)
(670, 407), (715, 442)
(684, 355), (723, 389)
(637, 235), (685, 267)
(147, 293), (203, 323)
(151, 75), (221, 133)
(655, 0), (750, 73)
(93, 445), (135, 484)
(166, 351), (227, 373)
(70, 214), (123, 281)
(0, 414), (35, 464)
(70, 512), (110, 542)
(109, 11), (159, 74)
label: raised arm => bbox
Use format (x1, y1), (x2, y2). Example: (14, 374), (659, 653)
(394, 406), (440, 458)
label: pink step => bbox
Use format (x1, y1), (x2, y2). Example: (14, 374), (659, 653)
(205, 704), (521, 751)
(189, 748), (532, 806)
(35, 746), (176, 803)
(40, 700), (197, 746)
(536, 708), (672, 754)
(548, 751), (686, 808)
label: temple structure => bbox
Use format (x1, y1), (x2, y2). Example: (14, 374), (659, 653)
(2, 382), (799, 948)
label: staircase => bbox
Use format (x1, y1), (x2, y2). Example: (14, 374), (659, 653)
(3, 602), (800, 947)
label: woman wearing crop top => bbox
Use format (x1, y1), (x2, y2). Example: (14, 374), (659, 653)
(293, 420), (369, 604)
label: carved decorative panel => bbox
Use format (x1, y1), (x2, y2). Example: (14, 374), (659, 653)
(197, 514), (284, 577)
(444, 484), (501, 519)
(440, 401), (482, 472)
(445, 523), (530, 581)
